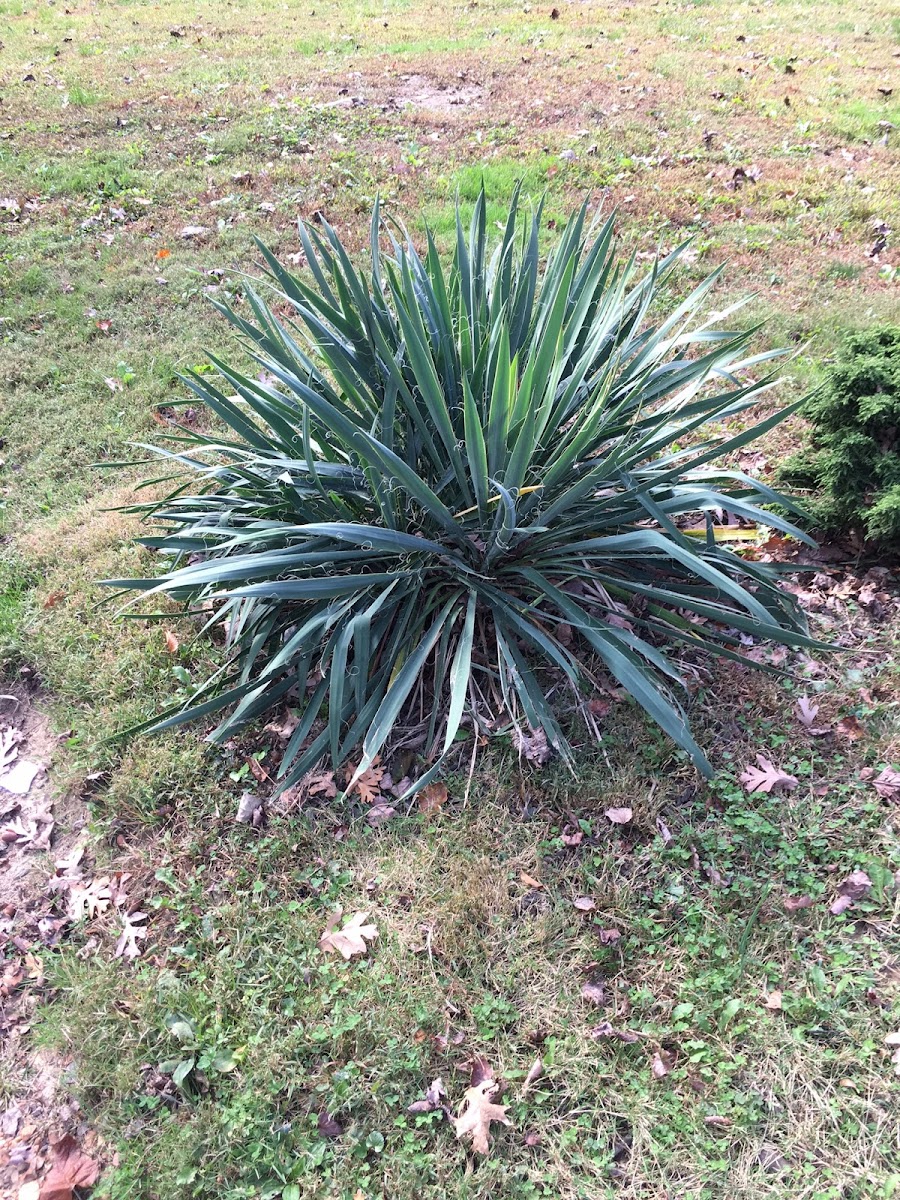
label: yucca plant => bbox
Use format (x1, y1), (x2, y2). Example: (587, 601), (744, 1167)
(107, 189), (818, 797)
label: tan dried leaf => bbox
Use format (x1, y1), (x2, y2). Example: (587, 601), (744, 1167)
(762, 989), (783, 1010)
(651, 1048), (674, 1079)
(739, 754), (798, 794)
(452, 1079), (511, 1154)
(307, 770), (337, 799)
(604, 806), (633, 824)
(163, 629), (179, 654)
(318, 910), (378, 960)
(68, 877), (111, 921)
(572, 896), (596, 912)
(418, 781), (448, 813)
(346, 756), (385, 804)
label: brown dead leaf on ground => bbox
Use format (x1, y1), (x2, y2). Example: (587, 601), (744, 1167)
(307, 769), (337, 799)
(795, 696), (829, 734)
(835, 715), (866, 742)
(604, 806), (633, 825)
(114, 910), (148, 959)
(38, 1132), (99, 1200)
(762, 989), (783, 1010)
(581, 980), (605, 1005)
(264, 711), (300, 740)
(829, 870), (872, 915)
(651, 1048), (674, 1079)
(418, 781), (448, 813)
(513, 726), (552, 765)
(407, 1077), (447, 1114)
(871, 767), (900, 799)
(520, 872), (543, 889)
(740, 754), (798, 794)
(784, 894), (815, 912)
(572, 896), (596, 912)
(452, 1079), (511, 1154)
(163, 629), (179, 654)
(589, 1022), (639, 1043)
(318, 910), (377, 959)
(346, 757), (385, 804)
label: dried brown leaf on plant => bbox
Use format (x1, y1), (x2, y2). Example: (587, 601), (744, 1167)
(318, 910), (377, 959)
(452, 1079), (511, 1154)
(739, 754), (798, 794)
(604, 806), (632, 825)
(38, 1132), (99, 1200)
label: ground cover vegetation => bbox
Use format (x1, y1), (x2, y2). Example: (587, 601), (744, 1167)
(1, 2), (899, 1199)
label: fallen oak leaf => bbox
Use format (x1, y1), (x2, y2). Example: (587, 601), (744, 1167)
(345, 755), (385, 803)
(114, 910), (148, 959)
(604, 806), (632, 825)
(318, 910), (377, 960)
(740, 754), (798, 794)
(68, 878), (111, 921)
(885, 1031), (900, 1075)
(452, 1079), (511, 1154)
(795, 695), (829, 735)
(306, 769), (337, 799)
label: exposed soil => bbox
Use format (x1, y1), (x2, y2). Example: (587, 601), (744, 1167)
(0, 686), (101, 1200)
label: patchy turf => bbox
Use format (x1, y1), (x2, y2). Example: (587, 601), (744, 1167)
(2, 1), (900, 1198)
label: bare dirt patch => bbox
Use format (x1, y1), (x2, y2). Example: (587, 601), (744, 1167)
(1, 686), (102, 1200)
(391, 72), (484, 113)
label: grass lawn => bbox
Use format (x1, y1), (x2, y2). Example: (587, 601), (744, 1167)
(1, 1), (900, 1198)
